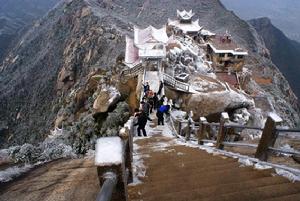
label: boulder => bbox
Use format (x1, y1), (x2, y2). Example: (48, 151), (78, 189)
(165, 86), (254, 119)
(93, 86), (121, 114)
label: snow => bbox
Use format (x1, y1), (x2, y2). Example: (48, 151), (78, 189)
(171, 110), (187, 120)
(275, 169), (300, 182)
(107, 86), (121, 105)
(134, 25), (168, 46)
(125, 36), (139, 65)
(177, 9), (194, 20)
(130, 142), (148, 185)
(0, 149), (10, 162)
(173, 137), (300, 182)
(84, 149), (95, 159)
(221, 112), (229, 120)
(0, 164), (33, 182)
(144, 71), (161, 93)
(269, 112), (283, 123)
(95, 137), (124, 166)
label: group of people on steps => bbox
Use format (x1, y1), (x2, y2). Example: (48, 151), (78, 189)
(134, 80), (172, 137)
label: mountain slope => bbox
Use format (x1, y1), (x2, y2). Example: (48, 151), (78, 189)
(0, 0), (299, 149)
(220, 0), (300, 42)
(249, 17), (300, 100)
(0, 0), (59, 62)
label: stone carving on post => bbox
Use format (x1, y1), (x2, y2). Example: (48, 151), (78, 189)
(216, 112), (230, 149)
(255, 113), (283, 161)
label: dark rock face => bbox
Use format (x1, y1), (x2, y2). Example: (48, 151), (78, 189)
(0, 0), (299, 148)
(0, 0), (126, 148)
(249, 17), (300, 101)
(0, 0), (59, 62)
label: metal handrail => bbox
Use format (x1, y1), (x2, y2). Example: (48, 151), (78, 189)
(96, 172), (117, 201)
(269, 147), (300, 156)
(224, 124), (264, 131)
(276, 128), (300, 133)
(222, 142), (258, 148)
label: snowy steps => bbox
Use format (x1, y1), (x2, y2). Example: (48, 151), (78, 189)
(129, 134), (300, 201)
(0, 158), (100, 201)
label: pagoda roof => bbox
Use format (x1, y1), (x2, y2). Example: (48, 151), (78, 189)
(134, 25), (169, 46)
(177, 9), (194, 20)
(168, 18), (202, 33)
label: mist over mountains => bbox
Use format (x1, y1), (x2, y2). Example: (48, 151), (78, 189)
(221, 0), (300, 42)
(0, 0), (59, 61)
(249, 18), (300, 100)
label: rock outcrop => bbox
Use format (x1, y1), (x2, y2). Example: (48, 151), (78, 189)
(93, 86), (121, 114)
(166, 86), (254, 119)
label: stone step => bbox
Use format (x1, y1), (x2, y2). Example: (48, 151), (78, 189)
(135, 176), (289, 201)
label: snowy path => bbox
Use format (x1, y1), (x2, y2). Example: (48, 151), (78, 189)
(144, 71), (161, 94)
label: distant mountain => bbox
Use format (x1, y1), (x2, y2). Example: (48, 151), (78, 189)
(0, 0), (59, 61)
(220, 0), (300, 42)
(249, 17), (300, 100)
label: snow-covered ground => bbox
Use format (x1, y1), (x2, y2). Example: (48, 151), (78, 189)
(0, 164), (33, 183)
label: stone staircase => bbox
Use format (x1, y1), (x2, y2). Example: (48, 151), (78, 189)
(128, 127), (300, 201)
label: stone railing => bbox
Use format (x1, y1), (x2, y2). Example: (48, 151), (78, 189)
(120, 63), (144, 83)
(95, 118), (134, 201)
(175, 112), (300, 162)
(162, 73), (190, 92)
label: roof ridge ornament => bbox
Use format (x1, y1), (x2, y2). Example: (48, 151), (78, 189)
(177, 9), (195, 20)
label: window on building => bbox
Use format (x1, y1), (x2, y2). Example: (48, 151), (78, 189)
(219, 53), (225, 58)
(228, 53), (233, 57)
(237, 55), (244, 59)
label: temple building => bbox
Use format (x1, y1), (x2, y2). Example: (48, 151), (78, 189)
(168, 10), (202, 37)
(207, 33), (248, 72)
(124, 25), (169, 68)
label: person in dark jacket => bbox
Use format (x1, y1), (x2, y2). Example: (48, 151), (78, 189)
(141, 100), (150, 115)
(156, 109), (164, 126)
(157, 95), (165, 109)
(148, 98), (154, 114)
(134, 112), (152, 137)
(143, 82), (150, 95)
(157, 81), (164, 95)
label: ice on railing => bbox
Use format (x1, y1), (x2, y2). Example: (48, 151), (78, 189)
(95, 137), (124, 166)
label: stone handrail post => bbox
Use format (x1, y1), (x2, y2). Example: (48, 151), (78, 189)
(198, 117), (208, 145)
(216, 112), (230, 149)
(255, 113), (283, 161)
